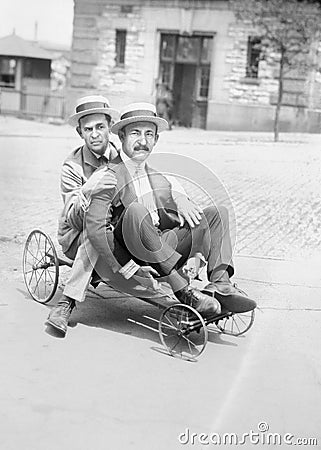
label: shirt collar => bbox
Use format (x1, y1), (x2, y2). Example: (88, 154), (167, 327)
(84, 143), (111, 166)
(120, 150), (146, 175)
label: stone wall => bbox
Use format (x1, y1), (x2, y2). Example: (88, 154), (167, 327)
(67, 0), (321, 131)
(224, 22), (279, 106)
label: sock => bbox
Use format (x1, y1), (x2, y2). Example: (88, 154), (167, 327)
(210, 269), (230, 283)
(165, 270), (189, 293)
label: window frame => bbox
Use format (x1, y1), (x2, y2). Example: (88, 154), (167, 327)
(0, 57), (17, 88)
(115, 29), (127, 67)
(246, 36), (261, 79)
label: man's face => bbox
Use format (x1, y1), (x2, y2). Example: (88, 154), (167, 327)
(78, 113), (110, 156)
(119, 121), (159, 163)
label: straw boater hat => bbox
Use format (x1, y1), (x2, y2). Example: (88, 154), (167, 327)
(68, 95), (119, 127)
(111, 102), (169, 135)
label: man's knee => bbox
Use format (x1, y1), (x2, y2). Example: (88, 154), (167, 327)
(123, 202), (152, 226)
(203, 205), (229, 223)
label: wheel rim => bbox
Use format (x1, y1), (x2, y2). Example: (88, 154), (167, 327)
(22, 230), (59, 303)
(216, 309), (255, 336)
(159, 304), (208, 360)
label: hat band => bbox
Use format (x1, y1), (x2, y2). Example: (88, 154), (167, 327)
(121, 109), (157, 120)
(76, 101), (109, 113)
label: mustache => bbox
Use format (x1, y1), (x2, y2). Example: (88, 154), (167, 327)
(134, 146), (149, 151)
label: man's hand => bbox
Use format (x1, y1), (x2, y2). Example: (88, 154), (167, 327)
(132, 266), (160, 290)
(82, 167), (117, 198)
(175, 195), (203, 228)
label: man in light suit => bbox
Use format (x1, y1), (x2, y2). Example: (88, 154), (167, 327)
(85, 103), (256, 316)
(46, 95), (119, 335)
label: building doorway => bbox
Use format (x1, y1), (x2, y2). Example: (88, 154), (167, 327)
(173, 63), (196, 127)
(158, 33), (213, 129)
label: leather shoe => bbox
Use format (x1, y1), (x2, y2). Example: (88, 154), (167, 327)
(203, 281), (256, 313)
(46, 296), (75, 336)
(175, 287), (221, 316)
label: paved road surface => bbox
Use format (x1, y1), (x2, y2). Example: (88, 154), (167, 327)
(1, 117), (320, 449)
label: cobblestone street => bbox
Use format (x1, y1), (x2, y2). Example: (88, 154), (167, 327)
(1, 116), (320, 262)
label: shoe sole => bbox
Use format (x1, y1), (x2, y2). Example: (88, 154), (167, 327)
(202, 290), (256, 313)
(45, 319), (67, 336)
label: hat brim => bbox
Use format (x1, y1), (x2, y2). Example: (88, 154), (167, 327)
(68, 107), (119, 127)
(111, 115), (169, 135)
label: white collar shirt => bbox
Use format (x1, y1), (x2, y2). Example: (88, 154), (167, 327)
(120, 151), (160, 226)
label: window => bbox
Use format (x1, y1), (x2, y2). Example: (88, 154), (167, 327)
(24, 60), (33, 78)
(200, 37), (213, 64)
(246, 37), (261, 78)
(0, 58), (16, 88)
(160, 34), (176, 61)
(159, 62), (172, 86)
(115, 29), (127, 66)
(120, 5), (133, 13)
(198, 66), (210, 99)
(176, 36), (200, 64)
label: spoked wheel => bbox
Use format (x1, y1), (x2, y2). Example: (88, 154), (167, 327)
(23, 230), (59, 303)
(159, 304), (208, 361)
(215, 309), (255, 336)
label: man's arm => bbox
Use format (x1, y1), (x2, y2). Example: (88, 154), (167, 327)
(60, 160), (90, 231)
(61, 160), (117, 231)
(85, 181), (157, 286)
(85, 185), (134, 274)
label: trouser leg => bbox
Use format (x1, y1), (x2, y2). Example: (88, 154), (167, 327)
(163, 205), (234, 281)
(191, 205), (234, 281)
(114, 202), (187, 291)
(63, 235), (98, 302)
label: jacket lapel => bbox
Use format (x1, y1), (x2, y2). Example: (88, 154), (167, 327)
(82, 145), (100, 179)
(111, 157), (137, 208)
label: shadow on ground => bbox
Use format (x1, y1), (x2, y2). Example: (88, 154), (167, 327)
(35, 284), (240, 351)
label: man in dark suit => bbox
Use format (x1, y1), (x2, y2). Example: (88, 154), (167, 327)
(84, 103), (256, 317)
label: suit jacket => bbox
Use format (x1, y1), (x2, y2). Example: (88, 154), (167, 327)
(58, 142), (119, 258)
(85, 155), (181, 273)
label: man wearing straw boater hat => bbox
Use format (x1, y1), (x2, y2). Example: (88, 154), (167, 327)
(47, 97), (191, 337)
(84, 102), (257, 317)
(46, 95), (120, 335)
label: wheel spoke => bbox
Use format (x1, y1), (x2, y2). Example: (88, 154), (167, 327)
(23, 231), (59, 303)
(27, 268), (36, 286)
(169, 335), (182, 353)
(236, 314), (247, 327)
(26, 246), (38, 260)
(159, 304), (208, 359)
(33, 234), (40, 259)
(161, 322), (177, 331)
(182, 334), (196, 355)
(164, 313), (178, 330)
(231, 316), (241, 334)
(32, 269), (44, 295)
(44, 268), (47, 297)
(27, 248), (42, 264)
(46, 268), (55, 284)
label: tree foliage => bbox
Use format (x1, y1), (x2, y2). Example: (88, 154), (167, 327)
(230, 0), (321, 139)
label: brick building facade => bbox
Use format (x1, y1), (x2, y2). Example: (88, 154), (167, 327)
(67, 0), (321, 132)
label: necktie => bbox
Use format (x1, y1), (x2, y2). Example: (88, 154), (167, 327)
(134, 166), (160, 226)
(99, 155), (109, 167)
